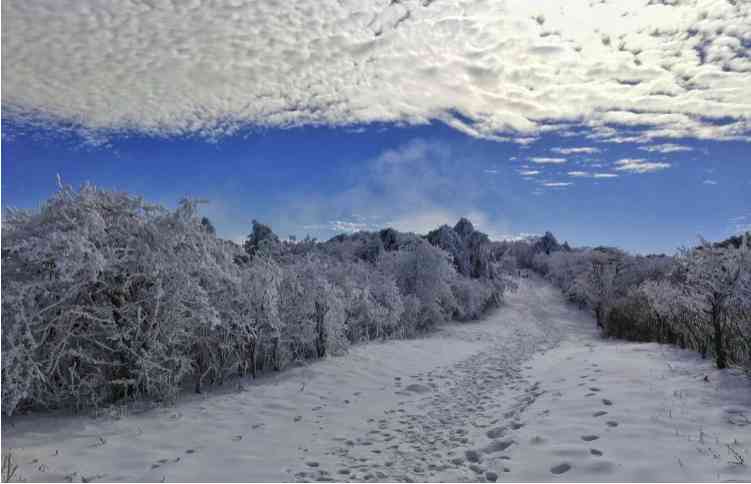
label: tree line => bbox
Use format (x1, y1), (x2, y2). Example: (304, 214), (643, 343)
(1, 184), (512, 415)
(4, 183), (747, 416)
(520, 231), (751, 372)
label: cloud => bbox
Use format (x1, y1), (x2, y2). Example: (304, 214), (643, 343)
(702, 179), (718, 185)
(3, 0), (750, 143)
(614, 158), (671, 173)
(483, 169), (500, 174)
(552, 147), (601, 155)
(268, 138), (514, 240)
(519, 170), (540, 176)
(530, 157), (567, 164)
(303, 220), (377, 233)
(637, 143), (694, 154)
(730, 215), (751, 234)
(543, 181), (573, 187)
(567, 170), (619, 179)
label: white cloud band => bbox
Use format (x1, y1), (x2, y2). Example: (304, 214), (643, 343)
(3, 0), (750, 142)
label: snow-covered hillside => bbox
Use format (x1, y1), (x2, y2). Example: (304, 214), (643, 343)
(2, 277), (749, 482)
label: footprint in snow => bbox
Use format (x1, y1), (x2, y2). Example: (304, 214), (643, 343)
(482, 440), (514, 454)
(404, 383), (432, 394)
(590, 448), (603, 456)
(551, 463), (572, 474)
(581, 435), (599, 442)
(465, 449), (482, 463)
(605, 421), (619, 427)
(593, 411), (608, 417)
(602, 398), (613, 406)
(530, 436), (546, 445)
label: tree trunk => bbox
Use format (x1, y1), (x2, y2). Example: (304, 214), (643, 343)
(249, 337), (257, 378)
(712, 304), (727, 369)
(238, 332), (257, 379)
(272, 336), (280, 371)
(315, 301), (327, 358)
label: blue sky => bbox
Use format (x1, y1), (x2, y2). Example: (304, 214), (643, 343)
(3, 122), (748, 255)
(2, 0), (750, 254)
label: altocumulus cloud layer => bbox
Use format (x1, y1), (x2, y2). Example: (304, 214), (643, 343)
(2, 0), (750, 142)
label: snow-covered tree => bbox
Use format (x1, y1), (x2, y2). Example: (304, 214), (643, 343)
(277, 255), (347, 366)
(1, 186), (519, 414)
(425, 218), (493, 279)
(572, 260), (616, 327)
(639, 279), (709, 353)
(2, 186), (218, 412)
(243, 219), (280, 259)
(674, 238), (751, 368)
(379, 240), (457, 331)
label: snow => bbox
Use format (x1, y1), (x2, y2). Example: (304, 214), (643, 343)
(500, 317), (751, 482)
(3, 277), (750, 482)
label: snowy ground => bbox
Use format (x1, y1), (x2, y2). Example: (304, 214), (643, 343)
(2, 277), (750, 482)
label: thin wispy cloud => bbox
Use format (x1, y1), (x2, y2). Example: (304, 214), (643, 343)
(3, 0), (750, 143)
(552, 147), (601, 155)
(703, 179), (718, 185)
(519, 170), (541, 176)
(530, 157), (567, 164)
(614, 159), (671, 174)
(730, 215), (751, 234)
(638, 143), (694, 154)
(568, 171), (618, 179)
(543, 182), (573, 187)
(303, 220), (377, 233)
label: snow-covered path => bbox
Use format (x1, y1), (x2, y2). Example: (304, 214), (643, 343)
(3, 277), (750, 482)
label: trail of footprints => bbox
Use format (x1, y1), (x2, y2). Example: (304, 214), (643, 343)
(294, 327), (555, 482)
(143, 360), (619, 481)
(294, 341), (620, 482)
(547, 362), (619, 477)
